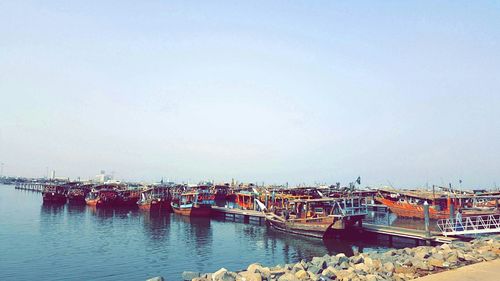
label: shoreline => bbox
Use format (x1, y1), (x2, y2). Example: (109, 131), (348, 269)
(160, 235), (500, 281)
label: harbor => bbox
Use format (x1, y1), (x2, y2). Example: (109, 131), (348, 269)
(2, 178), (500, 281)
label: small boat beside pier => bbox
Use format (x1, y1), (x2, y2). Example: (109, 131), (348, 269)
(85, 189), (120, 207)
(171, 186), (214, 217)
(265, 197), (368, 239)
(67, 183), (92, 204)
(42, 185), (68, 204)
(138, 185), (172, 211)
(375, 189), (499, 219)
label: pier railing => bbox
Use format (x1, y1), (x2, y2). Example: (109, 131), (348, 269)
(337, 197), (368, 217)
(437, 214), (500, 236)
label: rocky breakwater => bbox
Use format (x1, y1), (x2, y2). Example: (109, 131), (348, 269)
(179, 235), (500, 281)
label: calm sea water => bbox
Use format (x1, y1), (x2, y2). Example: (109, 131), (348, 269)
(0, 185), (396, 281)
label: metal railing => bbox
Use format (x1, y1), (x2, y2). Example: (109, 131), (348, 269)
(437, 214), (500, 236)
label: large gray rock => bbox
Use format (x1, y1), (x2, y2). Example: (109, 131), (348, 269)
(350, 255), (364, 264)
(383, 262), (395, 273)
(312, 256), (328, 269)
(217, 272), (237, 281)
(182, 271), (200, 281)
(365, 274), (377, 281)
(294, 269), (308, 280)
(339, 261), (349, 270)
(256, 267), (271, 280)
(292, 263), (305, 273)
(414, 248), (431, 259)
(308, 265), (322, 275)
(321, 266), (337, 279)
(237, 271), (262, 281)
(277, 272), (299, 281)
(353, 263), (369, 273)
(337, 256), (349, 265)
(447, 253), (459, 264)
(431, 253), (444, 261)
(363, 257), (373, 267)
(212, 268), (228, 281)
(247, 264), (263, 274)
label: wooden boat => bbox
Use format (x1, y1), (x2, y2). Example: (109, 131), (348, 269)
(260, 190), (317, 211)
(171, 188), (213, 217)
(67, 184), (92, 204)
(42, 185), (68, 204)
(375, 189), (498, 219)
(235, 191), (257, 210)
(213, 184), (232, 201)
(138, 186), (171, 211)
(85, 189), (120, 207)
(265, 197), (367, 239)
(118, 189), (141, 207)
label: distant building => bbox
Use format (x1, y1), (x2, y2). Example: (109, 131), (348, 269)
(95, 170), (113, 183)
(51, 170), (56, 180)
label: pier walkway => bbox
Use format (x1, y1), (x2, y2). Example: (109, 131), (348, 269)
(413, 259), (500, 281)
(359, 223), (459, 244)
(437, 214), (500, 236)
(14, 183), (46, 192)
(211, 206), (265, 224)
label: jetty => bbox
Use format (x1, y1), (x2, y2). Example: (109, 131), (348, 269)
(359, 223), (459, 245)
(14, 182), (46, 192)
(211, 206), (265, 224)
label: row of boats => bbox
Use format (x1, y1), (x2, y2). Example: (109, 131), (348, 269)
(41, 182), (500, 220)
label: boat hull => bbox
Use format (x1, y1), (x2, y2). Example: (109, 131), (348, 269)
(375, 197), (497, 219)
(171, 203), (211, 217)
(265, 213), (354, 239)
(85, 198), (118, 208)
(138, 199), (170, 212)
(42, 193), (67, 204)
(67, 195), (86, 204)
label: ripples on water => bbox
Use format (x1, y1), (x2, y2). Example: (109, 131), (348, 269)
(0, 185), (403, 281)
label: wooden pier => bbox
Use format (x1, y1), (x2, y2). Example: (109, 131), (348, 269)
(15, 183), (46, 192)
(211, 206), (265, 224)
(358, 223), (460, 245)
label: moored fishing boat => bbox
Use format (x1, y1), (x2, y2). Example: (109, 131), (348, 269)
(171, 186), (214, 217)
(118, 189), (141, 208)
(85, 189), (120, 207)
(265, 197), (367, 239)
(42, 185), (68, 204)
(375, 189), (498, 219)
(138, 186), (171, 211)
(67, 184), (92, 204)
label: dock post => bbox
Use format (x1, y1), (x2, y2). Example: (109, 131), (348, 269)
(424, 201), (431, 239)
(244, 215), (250, 224)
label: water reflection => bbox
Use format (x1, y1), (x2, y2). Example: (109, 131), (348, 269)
(66, 202), (86, 214)
(142, 212), (171, 239)
(40, 203), (65, 216)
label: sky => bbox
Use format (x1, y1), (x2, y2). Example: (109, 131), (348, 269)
(0, 1), (499, 188)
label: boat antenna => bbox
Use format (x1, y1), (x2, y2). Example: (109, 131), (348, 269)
(386, 180), (395, 190)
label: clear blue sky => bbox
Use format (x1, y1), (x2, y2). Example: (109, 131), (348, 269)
(1, 1), (499, 188)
